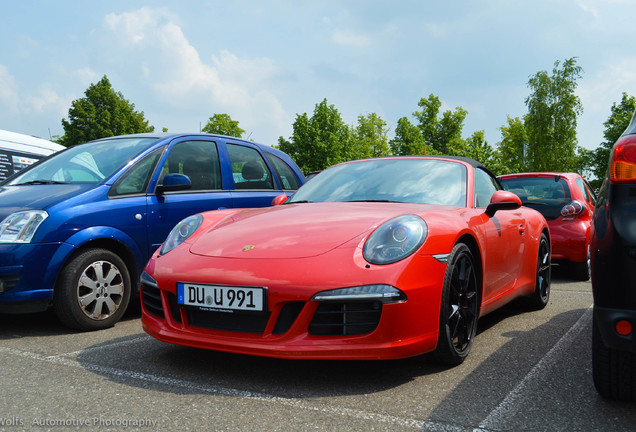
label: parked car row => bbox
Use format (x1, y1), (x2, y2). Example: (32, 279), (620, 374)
(0, 133), (305, 331)
(1, 121), (631, 400)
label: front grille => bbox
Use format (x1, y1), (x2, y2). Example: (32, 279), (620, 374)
(187, 309), (270, 334)
(141, 283), (164, 319)
(166, 293), (182, 323)
(272, 302), (305, 334)
(0, 275), (20, 295)
(308, 301), (382, 336)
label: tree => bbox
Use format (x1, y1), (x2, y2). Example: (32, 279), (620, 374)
(201, 113), (245, 138)
(60, 75), (154, 146)
(448, 131), (502, 174)
(412, 94), (467, 154)
(524, 57), (583, 172)
(277, 99), (351, 173)
(389, 117), (432, 156)
(592, 93), (636, 185)
(497, 116), (528, 174)
(350, 113), (390, 160)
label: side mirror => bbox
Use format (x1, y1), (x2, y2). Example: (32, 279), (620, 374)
(485, 190), (522, 217)
(156, 173), (192, 195)
(272, 194), (288, 206)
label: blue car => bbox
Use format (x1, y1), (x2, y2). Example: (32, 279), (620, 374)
(0, 133), (304, 331)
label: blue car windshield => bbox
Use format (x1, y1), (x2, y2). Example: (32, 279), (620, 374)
(288, 158), (467, 206)
(8, 137), (160, 185)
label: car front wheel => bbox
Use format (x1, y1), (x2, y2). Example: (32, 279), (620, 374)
(54, 248), (131, 331)
(433, 243), (479, 366)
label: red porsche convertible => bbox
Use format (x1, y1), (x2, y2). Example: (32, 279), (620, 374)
(141, 156), (551, 365)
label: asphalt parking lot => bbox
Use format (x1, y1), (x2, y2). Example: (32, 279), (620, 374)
(1, 269), (635, 431)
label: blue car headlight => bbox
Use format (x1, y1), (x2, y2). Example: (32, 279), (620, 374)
(0, 210), (48, 243)
(363, 215), (427, 265)
(160, 214), (203, 256)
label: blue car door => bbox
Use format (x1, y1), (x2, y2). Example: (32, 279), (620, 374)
(146, 138), (232, 256)
(224, 142), (283, 208)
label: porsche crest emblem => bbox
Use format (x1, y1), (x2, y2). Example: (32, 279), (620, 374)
(242, 245), (255, 252)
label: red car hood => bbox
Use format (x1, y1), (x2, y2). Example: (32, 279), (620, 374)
(189, 202), (430, 259)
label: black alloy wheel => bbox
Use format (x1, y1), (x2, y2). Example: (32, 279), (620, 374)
(434, 243), (479, 366)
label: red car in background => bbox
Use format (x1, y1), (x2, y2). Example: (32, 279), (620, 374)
(499, 172), (596, 280)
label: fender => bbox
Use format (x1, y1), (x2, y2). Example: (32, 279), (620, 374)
(48, 226), (147, 286)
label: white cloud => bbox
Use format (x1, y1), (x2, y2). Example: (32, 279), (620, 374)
(331, 29), (372, 47)
(74, 68), (100, 87)
(102, 7), (289, 143)
(0, 65), (20, 113)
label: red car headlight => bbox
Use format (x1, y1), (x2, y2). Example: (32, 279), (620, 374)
(363, 215), (427, 265)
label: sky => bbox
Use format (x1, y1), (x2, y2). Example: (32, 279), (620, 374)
(2, 0), (636, 153)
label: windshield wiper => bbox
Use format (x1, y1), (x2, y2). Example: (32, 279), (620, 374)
(17, 180), (69, 185)
(288, 200), (313, 204)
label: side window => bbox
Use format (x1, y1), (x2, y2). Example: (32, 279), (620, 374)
(159, 140), (221, 191)
(227, 144), (274, 190)
(474, 168), (499, 208)
(575, 178), (590, 204)
(110, 148), (163, 197)
(265, 153), (301, 190)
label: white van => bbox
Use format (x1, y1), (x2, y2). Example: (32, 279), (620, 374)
(0, 129), (65, 181)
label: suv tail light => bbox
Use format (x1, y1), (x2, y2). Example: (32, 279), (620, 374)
(610, 135), (636, 182)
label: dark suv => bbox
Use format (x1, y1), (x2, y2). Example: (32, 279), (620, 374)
(0, 133), (304, 331)
(591, 112), (636, 401)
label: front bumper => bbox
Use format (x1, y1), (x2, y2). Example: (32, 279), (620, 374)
(0, 242), (71, 312)
(141, 250), (448, 360)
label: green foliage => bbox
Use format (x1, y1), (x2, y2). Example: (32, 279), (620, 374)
(592, 93), (636, 184)
(413, 94), (467, 154)
(389, 117), (433, 155)
(524, 57), (583, 172)
(350, 113), (390, 159)
(60, 75), (154, 146)
(277, 99), (352, 173)
(497, 116), (528, 174)
(201, 113), (245, 138)
(448, 131), (502, 174)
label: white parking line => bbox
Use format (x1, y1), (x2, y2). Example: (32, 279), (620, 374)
(0, 343), (468, 431)
(45, 334), (152, 359)
(475, 305), (593, 431)
(1, 306), (593, 431)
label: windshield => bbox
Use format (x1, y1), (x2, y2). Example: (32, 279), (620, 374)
(288, 158), (467, 206)
(7, 137), (159, 185)
(500, 176), (572, 220)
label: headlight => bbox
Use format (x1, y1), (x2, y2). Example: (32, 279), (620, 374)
(160, 214), (203, 256)
(363, 215), (427, 265)
(0, 210), (48, 243)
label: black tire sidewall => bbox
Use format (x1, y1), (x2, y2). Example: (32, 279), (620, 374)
(54, 248), (131, 331)
(434, 243), (478, 366)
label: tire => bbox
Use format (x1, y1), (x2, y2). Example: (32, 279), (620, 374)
(592, 313), (636, 401)
(526, 233), (551, 310)
(434, 243), (479, 366)
(572, 245), (591, 281)
(54, 248), (131, 331)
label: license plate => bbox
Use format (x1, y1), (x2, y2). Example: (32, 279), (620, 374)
(177, 283), (265, 312)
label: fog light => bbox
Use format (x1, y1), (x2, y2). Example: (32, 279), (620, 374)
(616, 320), (632, 336)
